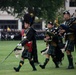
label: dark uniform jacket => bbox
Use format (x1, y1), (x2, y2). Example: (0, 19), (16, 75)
(64, 18), (76, 51)
(21, 27), (38, 62)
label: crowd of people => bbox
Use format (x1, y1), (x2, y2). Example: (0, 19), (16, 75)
(13, 10), (76, 72)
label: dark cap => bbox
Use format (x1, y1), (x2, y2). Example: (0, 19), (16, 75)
(60, 24), (68, 30)
(24, 13), (35, 26)
(48, 21), (53, 25)
(63, 11), (70, 15)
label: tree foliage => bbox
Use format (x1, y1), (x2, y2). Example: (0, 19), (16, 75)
(0, 0), (64, 21)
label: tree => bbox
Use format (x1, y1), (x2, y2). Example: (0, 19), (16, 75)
(0, 0), (64, 21)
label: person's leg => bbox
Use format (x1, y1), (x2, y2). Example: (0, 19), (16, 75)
(14, 58), (24, 72)
(66, 50), (74, 69)
(29, 60), (37, 71)
(51, 55), (59, 68)
(14, 49), (27, 72)
(66, 40), (74, 69)
(39, 54), (50, 69)
(28, 52), (37, 71)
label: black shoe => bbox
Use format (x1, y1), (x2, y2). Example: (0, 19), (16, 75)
(39, 65), (45, 69)
(33, 69), (37, 71)
(55, 66), (59, 68)
(67, 66), (74, 69)
(14, 67), (19, 72)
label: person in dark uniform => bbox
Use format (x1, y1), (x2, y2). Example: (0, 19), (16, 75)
(24, 13), (39, 64)
(61, 11), (76, 69)
(14, 13), (38, 72)
(39, 22), (64, 69)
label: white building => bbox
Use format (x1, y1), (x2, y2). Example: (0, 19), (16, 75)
(0, 11), (22, 31)
(65, 0), (76, 15)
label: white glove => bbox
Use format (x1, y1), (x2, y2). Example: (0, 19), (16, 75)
(23, 36), (27, 39)
(17, 43), (22, 46)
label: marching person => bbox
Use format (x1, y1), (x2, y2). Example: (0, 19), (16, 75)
(39, 22), (64, 69)
(14, 13), (38, 72)
(61, 11), (76, 69)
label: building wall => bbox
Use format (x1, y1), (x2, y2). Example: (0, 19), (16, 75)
(0, 11), (22, 30)
(65, 0), (76, 15)
(0, 11), (18, 20)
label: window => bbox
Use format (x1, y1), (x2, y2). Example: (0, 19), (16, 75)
(0, 20), (18, 29)
(69, 0), (76, 7)
(33, 22), (42, 30)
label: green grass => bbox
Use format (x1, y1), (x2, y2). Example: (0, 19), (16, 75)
(0, 40), (76, 75)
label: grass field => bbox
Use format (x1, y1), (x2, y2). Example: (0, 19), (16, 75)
(0, 40), (76, 75)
